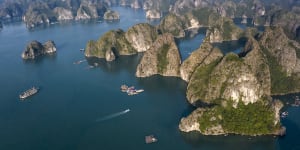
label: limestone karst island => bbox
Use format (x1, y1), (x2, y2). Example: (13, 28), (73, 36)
(1, 0), (300, 149)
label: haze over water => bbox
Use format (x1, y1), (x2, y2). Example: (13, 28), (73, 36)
(0, 6), (299, 150)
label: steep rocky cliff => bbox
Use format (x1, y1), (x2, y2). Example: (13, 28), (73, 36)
(23, 2), (56, 28)
(145, 10), (161, 19)
(157, 13), (185, 38)
(75, 3), (98, 20)
(85, 29), (136, 61)
(258, 27), (300, 94)
(53, 7), (74, 20)
(136, 33), (181, 77)
(22, 40), (56, 59)
(131, 0), (141, 9)
(180, 39), (223, 82)
(103, 10), (120, 20)
(206, 17), (243, 43)
(178, 26), (300, 136)
(125, 23), (158, 52)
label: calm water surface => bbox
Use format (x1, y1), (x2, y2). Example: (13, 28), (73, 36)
(0, 7), (299, 150)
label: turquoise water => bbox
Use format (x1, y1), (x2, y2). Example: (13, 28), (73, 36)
(0, 7), (299, 150)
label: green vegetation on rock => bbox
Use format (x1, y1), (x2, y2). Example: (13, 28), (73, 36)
(85, 29), (136, 60)
(262, 47), (300, 94)
(157, 44), (170, 74)
(198, 100), (279, 135)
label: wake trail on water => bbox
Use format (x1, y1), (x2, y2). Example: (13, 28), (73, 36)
(96, 109), (130, 122)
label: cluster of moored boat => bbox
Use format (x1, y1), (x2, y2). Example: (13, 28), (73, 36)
(19, 86), (39, 99)
(120, 84), (144, 95)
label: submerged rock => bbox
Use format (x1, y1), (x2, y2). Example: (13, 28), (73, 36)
(136, 33), (181, 77)
(22, 40), (56, 59)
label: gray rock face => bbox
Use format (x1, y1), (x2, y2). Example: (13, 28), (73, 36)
(158, 13), (185, 38)
(179, 108), (225, 135)
(136, 33), (181, 77)
(75, 3), (99, 20)
(22, 2), (55, 29)
(105, 48), (116, 62)
(85, 29), (137, 60)
(206, 17), (243, 43)
(131, 0), (141, 9)
(180, 39), (223, 82)
(259, 27), (300, 76)
(53, 7), (74, 20)
(145, 10), (161, 19)
(103, 10), (120, 20)
(125, 23), (158, 52)
(22, 40), (56, 59)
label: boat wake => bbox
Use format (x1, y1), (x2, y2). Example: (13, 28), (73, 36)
(96, 109), (130, 122)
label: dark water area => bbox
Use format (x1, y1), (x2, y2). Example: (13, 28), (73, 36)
(0, 6), (300, 150)
(212, 39), (246, 55)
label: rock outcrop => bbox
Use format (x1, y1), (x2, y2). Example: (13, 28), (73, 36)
(85, 29), (136, 61)
(179, 26), (298, 136)
(136, 33), (181, 77)
(22, 2), (56, 29)
(53, 7), (74, 20)
(131, 0), (141, 9)
(158, 13), (185, 38)
(75, 3), (98, 20)
(257, 26), (300, 94)
(179, 99), (283, 136)
(22, 40), (56, 59)
(180, 39), (223, 82)
(259, 27), (300, 76)
(103, 10), (120, 20)
(145, 10), (161, 19)
(125, 23), (158, 52)
(206, 17), (243, 43)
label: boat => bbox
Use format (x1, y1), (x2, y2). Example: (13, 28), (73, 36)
(281, 111), (288, 118)
(145, 135), (157, 144)
(80, 48), (85, 51)
(19, 87), (39, 99)
(120, 84), (144, 95)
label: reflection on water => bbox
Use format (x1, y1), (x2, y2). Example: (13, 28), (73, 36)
(181, 131), (276, 150)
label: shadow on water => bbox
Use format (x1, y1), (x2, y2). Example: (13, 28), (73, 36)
(136, 75), (187, 94)
(22, 54), (57, 64)
(85, 53), (142, 74)
(180, 131), (277, 150)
